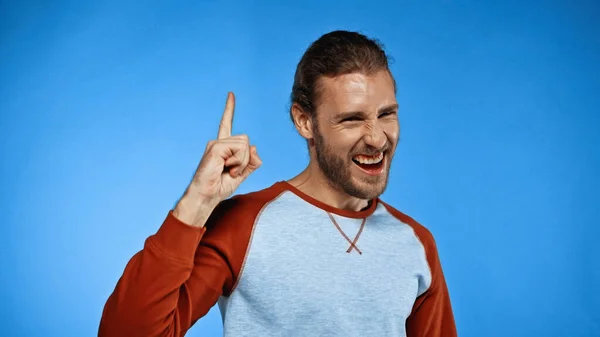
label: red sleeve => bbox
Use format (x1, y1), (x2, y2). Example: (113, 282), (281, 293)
(98, 195), (261, 337)
(406, 225), (457, 337)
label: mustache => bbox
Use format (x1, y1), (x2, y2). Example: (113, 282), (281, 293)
(351, 145), (391, 156)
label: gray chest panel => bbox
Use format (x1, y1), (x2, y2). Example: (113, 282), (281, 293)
(218, 193), (431, 337)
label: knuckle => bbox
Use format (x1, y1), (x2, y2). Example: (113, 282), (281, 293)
(205, 140), (216, 151)
(208, 141), (225, 154)
(206, 140), (219, 151)
(233, 134), (249, 143)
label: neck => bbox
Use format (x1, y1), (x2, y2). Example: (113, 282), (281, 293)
(287, 162), (370, 212)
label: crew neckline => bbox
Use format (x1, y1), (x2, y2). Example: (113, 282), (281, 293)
(274, 181), (379, 219)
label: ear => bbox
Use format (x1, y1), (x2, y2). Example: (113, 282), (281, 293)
(291, 103), (314, 140)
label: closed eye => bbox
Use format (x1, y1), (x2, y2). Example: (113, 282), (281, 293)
(341, 116), (362, 123)
(379, 111), (397, 118)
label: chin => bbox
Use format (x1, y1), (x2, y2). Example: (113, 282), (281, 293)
(345, 177), (388, 200)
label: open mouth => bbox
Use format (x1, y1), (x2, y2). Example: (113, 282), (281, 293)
(352, 152), (385, 175)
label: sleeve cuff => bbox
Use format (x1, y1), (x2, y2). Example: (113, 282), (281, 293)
(149, 210), (207, 265)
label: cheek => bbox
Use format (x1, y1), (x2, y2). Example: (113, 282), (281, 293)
(383, 121), (400, 142)
(335, 129), (362, 144)
(328, 130), (364, 155)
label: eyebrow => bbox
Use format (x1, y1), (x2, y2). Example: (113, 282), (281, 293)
(335, 103), (399, 121)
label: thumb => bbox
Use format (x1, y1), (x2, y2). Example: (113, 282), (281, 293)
(238, 146), (262, 179)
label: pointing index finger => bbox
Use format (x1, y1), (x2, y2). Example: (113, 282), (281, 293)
(217, 92), (235, 139)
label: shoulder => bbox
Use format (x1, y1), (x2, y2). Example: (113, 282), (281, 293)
(378, 200), (443, 275)
(204, 181), (286, 230)
(199, 182), (287, 295)
(378, 199), (447, 281)
(378, 200), (436, 247)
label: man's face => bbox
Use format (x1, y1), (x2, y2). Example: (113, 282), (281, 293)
(311, 70), (400, 200)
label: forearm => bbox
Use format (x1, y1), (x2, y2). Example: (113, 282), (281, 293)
(173, 192), (219, 228)
(98, 213), (207, 337)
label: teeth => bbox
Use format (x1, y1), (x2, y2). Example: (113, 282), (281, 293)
(353, 152), (384, 164)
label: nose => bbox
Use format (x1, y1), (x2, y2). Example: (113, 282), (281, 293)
(363, 120), (387, 150)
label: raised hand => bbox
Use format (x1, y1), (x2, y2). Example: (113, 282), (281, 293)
(173, 92), (262, 227)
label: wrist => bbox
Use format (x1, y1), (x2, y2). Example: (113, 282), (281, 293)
(173, 193), (218, 228)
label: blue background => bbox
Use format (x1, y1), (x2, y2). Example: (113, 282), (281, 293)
(1, 1), (599, 336)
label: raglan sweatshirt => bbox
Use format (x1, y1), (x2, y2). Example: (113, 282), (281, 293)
(99, 181), (457, 337)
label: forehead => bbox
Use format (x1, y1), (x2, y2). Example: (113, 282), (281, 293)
(317, 71), (396, 115)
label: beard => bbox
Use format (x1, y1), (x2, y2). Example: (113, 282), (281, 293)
(312, 125), (393, 200)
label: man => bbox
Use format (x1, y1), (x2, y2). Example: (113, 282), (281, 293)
(99, 30), (457, 337)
